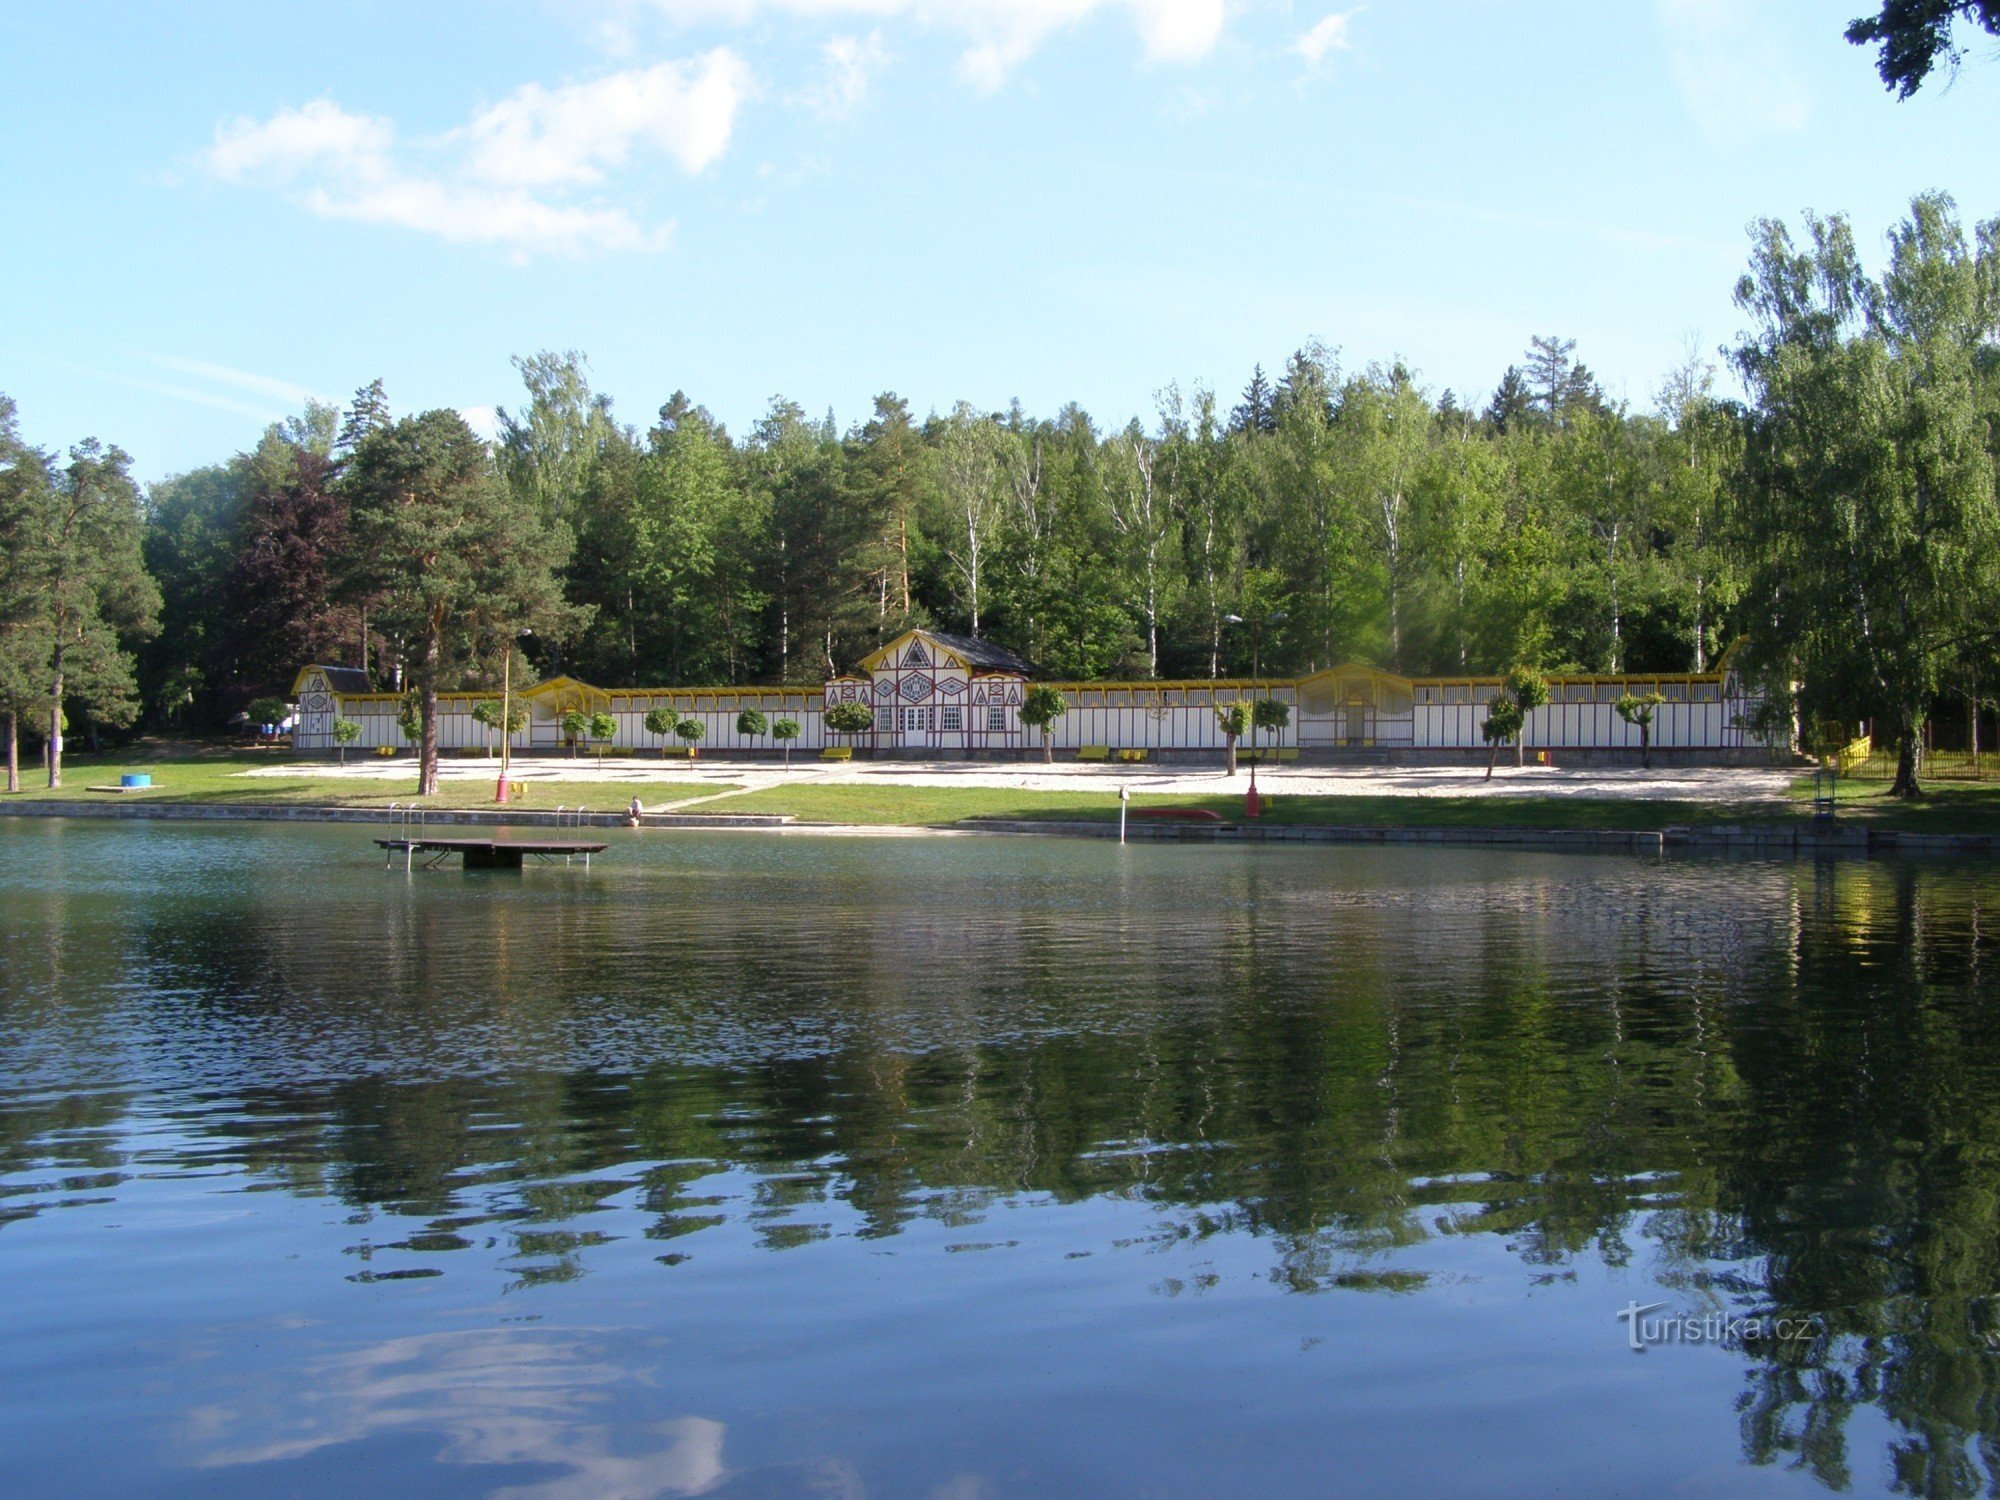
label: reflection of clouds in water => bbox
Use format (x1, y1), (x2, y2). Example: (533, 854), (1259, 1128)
(190, 1329), (725, 1499)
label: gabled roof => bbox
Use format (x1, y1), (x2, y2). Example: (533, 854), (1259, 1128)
(857, 628), (1035, 676)
(291, 664), (375, 697)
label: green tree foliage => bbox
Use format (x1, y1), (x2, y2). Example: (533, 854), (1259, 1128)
(771, 716), (801, 766)
(471, 698), (527, 754)
(1, 411), (160, 787)
(1846, 1), (2000, 96)
(1251, 697), (1291, 761)
(331, 716), (360, 763)
(561, 708), (588, 753)
(824, 700), (874, 737)
(1019, 683), (1068, 763)
(735, 708), (767, 740)
(1481, 697), (1523, 780)
(340, 410), (580, 795)
(587, 711), (617, 756)
(1215, 699), (1251, 775)
(1502, 665), (1551, 769)
(672, 716), (703, 750)
(1732, 193), (2000, 796)
(1614, 692), (1666, 768)
(643, 703), (680, 758)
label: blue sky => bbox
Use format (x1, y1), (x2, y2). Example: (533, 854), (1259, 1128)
(2, 1), (1994, 481)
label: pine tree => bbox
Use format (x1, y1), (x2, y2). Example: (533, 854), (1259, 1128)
(341, 410), (583, 796)
(1230, 365), (1278, 435)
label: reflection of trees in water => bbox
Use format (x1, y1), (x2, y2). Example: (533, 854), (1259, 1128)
(10, 849), (2000, 1491)
(1717, 861), (2000, 1497)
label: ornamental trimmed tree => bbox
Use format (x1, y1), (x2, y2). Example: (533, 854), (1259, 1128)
(1482, 696), (1523, 781)
(644, 705), (680, 759)
(1502, 666), (1549, 768)
(674, 717), (705, 755)
(331, 717), (361, 764)
(471, 698), (527, 757)
(771, 717), (801, 767)
(587, 711), (617, 759)
(1215, 700), (1251, 775)
(1614, 692), (1667, 769)
(1020, 684), (1067, 764)
(561, 708), (588, 756)
(825, 700), (874, 739)
(1251, 697), (1291, 763)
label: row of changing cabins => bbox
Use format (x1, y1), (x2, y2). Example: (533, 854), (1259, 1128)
(293, 627), (1781, 764)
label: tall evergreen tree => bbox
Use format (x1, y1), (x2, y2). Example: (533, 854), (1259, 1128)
(6, 433), (160, 786)
(341, 410), (582, 795)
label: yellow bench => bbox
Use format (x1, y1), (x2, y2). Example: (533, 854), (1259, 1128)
(1077, 746), (1111, 762)
(1114, 749), (1148, 763)
(1261, 747), (1300, 763)
(820, 746), (853, 761)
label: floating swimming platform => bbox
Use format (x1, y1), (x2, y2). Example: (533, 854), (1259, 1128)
(374, 836), (608, 871)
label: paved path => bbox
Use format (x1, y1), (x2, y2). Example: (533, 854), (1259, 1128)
(242, 756), (1797, 805)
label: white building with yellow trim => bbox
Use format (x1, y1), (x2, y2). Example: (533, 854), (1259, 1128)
(293, 627), (1779, 763)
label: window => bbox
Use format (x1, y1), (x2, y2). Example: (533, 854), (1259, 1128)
(904, 707), (931, 733)
(988, 704), (1008, 731)
(941, 705), (962, 731)
(875, 708), (893, 734)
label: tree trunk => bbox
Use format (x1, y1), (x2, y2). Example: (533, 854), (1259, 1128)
(1641, 723), (1651, 770)
(1890, 717), (1924, 799)
(1226, 736), (1238, 776)
(1042, 729), (1052, 764)
(5, 710), (16, 794)
(47, 652), (64, 789)
(1486, 738), (1500, 781)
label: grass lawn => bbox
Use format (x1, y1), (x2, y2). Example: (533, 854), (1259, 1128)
(5, 746), (734, 814)
(1780, 770), (2000, 834)
(12, 742), (2000, 836)
(715, 783), (1780, 831)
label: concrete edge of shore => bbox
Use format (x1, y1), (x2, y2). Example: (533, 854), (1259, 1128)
(4, 797), (1995, 857)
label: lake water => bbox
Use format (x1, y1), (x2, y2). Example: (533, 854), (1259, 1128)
(4, 819), (2000, 1497)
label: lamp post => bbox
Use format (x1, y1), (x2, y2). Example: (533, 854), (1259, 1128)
(1222, 610), (1289, 760)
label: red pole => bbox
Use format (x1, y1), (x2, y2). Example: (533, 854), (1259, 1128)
(1246, 762), (1261, 819)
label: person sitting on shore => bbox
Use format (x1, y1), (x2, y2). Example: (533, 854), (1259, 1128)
(627, 796), (644, 828)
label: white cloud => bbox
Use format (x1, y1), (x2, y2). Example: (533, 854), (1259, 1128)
(208, 99), (392, 182)
(459, 405), (503, 440)
(1294, 8), (1358, 69)
(639, 0), (1226, 89)
(458, 51), (752, 186)
(1658, 0), (1808, 142)
(800, 31), (889, 118)
(199, 55), (748, 258)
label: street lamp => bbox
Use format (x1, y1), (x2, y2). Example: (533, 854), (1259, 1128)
(1223, 610), (1289, 781)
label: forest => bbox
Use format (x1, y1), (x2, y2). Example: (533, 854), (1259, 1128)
(2, 192), (1996, 795)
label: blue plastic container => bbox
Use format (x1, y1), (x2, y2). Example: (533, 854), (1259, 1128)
(120, 773), (151, 788)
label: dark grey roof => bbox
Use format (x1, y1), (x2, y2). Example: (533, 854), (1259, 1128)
(924, 632), (1035, 675)
(313, 666), (376, 696)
